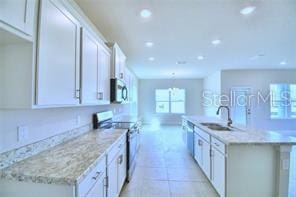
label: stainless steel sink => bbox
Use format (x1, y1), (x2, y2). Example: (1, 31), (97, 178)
(200, 122), (233, 131)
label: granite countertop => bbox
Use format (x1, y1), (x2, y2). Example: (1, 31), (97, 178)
(183, 115), (296, 145)
(0, 129), (127, 185)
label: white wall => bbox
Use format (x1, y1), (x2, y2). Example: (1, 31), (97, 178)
(203, 71), (221, 117)
(139, 79), (203, 125)
(221, 69), (296, 130)
(0, 104), (130, 153)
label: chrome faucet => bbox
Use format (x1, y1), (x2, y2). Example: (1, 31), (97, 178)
(216, 106), (233, 127)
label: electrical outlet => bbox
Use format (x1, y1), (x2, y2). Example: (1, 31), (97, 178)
(76, 116), (81, 125)
(17, 126), (29, 142)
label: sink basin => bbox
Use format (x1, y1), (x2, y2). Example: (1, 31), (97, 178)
(200, 122), (233, 131)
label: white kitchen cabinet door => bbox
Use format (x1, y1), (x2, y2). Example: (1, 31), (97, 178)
(114, 51), (121, 79)
(107, 156), (118, 197)
(36, 0), (80, 106)
(202, 138), (211, 179)
(86, 173), (106, 197)
(107, 43), (126, 80)
(117, 146), (127, 192)
(194, 134), (202, 166)
(211, 148), (225, 197)
(194, 134), (211, 179)
(98, 45), (111, 104)
(81, 28), (99, 105)
(0, 0), (36, 35)
(120, 57), (126, 82)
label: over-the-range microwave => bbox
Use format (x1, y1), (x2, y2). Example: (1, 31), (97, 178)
(111, 78), (128, 103)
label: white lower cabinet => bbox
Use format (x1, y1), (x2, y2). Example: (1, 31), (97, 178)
(107, 156), (118, 197)
(107, 136), (127, 197)
(86, 174), (106, 197)
(202, 138), (211, 179)
(194, 133), (211, 179)
(194, 128), (225, 197)
(77, 156), (106, 197)
(117, 145), (127, 191)
(211, 147), (225, 197)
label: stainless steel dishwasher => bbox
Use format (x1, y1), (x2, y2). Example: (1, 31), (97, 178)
(186, 121), (195, 156)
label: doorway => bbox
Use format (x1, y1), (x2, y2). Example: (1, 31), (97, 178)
(230, 87), (251, 127)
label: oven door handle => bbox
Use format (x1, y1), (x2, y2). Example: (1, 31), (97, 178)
(122, 86), (128, 101)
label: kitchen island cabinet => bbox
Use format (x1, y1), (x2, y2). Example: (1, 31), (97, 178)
(183, 115), (296, 197)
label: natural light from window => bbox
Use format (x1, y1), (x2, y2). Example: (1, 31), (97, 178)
(155, 89), (185, 114)
(270, 84), (296, 119)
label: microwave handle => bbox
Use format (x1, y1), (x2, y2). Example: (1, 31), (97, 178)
(122, 86), (128, 101)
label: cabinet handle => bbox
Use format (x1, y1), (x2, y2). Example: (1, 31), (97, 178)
(98, 92), (103, 100)
(198, 139), (203, 146)
(92, 172), (101, 180)
(118, 143), (122, 149)
(118, 154), (123, 164)
(24, 0), (28, 23)
(75, 89), (80, 99)
(210, 149), (214, 157)
(104, 176), (108, 191)
(214, 142), (219, 147)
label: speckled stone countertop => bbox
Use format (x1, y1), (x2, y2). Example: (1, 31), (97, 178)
(183, 115), (296, 145)
(0, 129), (127, 185)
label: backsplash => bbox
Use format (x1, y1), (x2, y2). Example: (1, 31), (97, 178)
(0, 123), (91, 169)
(0, 104), (131, 154)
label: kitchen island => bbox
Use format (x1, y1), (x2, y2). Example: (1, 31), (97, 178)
(182, 115), (296, 197)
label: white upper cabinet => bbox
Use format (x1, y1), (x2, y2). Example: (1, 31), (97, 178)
(98, 45), (111, 104)
(36, 0), (80, 106)
(107, 43), (126, 81)
(80, 28), (99, 105)
(80, 27), (111, 105)
(0, 0), (36, 36)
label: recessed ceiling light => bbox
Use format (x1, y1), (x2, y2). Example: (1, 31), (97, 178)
(197, 55), (204, 60)
(176, 61), (187, 65)
(148, 57), (155, 61)
(212, 39), (221, 46)
(145, 42), (154, 47)
(140, 9), (152, 18)
(240, 6), (256, 16)
(280, 61), (287, 65)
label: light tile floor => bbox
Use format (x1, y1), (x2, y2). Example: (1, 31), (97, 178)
(120, 125), (218, 197)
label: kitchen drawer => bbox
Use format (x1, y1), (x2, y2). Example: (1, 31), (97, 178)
(77, 156), (106, 197)
(194, 126), (210, 143)
(107, 134), (126, 165)
(211, 137), (225, 154)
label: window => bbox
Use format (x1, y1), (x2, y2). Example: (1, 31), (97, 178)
(270, 84), (296, 119)
(155, 89), (185, 114)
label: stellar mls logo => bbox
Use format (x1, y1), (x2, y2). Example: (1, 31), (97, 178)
(202, 90), (291, 107)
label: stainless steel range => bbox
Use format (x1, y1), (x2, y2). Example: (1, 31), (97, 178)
(93, 111), (141, 182)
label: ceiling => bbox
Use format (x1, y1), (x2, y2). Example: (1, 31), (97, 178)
(75, 0), (296, 79)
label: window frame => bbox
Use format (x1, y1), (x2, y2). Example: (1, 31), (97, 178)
(270, 84), (296, 119)
(155, 88), (186, 114)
